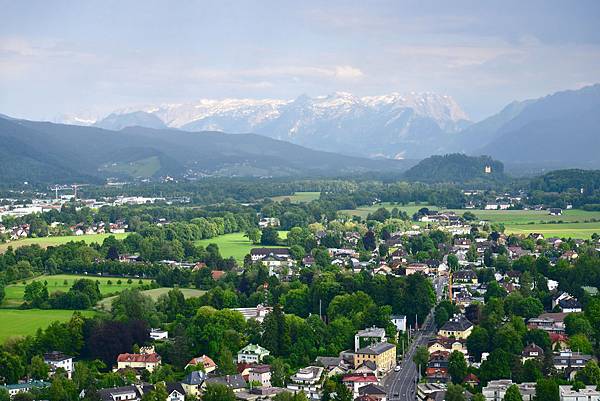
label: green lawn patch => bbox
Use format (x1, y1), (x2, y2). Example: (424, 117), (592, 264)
(2, 274), (151, 308)
(97, 287), (206, 311)
(0, 309), (96, 343)
(0, 233), (129, 253)
(271, 192), (321, 203)
(195, 231), (288, 262)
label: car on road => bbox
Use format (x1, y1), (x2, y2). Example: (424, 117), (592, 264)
(394, 365), (401, 372)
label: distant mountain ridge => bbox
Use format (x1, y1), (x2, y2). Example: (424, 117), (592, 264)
(60, 91), (471, 159)
(0, 116), (413, 184)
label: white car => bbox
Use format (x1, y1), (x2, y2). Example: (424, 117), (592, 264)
(394, 365), (401, 372)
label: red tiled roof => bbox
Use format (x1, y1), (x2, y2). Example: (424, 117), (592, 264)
(211, 270), (225, 280)
(342, 374), (378, 383)
(117, 353), (160, 363)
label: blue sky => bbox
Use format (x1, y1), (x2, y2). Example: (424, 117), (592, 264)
(1, 0), (599, 121)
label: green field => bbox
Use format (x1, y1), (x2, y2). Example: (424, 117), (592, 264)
(100, 156), (161, 178)
(97, 287), (206, 310)
(445, 209), (600, 239)
(272, 191), (321, 203)
(339, 203), (600, 238)
(195, 231), (288, 262)
(2, 274), (152, 308)
(0, 233), (129, 253)
(0, 309), (96, 342)
(505, 222), (600, 238)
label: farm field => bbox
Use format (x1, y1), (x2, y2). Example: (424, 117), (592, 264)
(2, 274), (152, 308)
(0, 309), (96, 342)
(446, 208), (600, 225)
(0, 233), (129, 253)
(339, 203), (600, 238)
(195, 231), (288, 262)
(97, 287), (206, 310)
(505, 222), (600, 239)
(271, 191), (321, 203)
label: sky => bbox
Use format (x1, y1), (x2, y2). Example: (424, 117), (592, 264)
(1, 0), (600, 121)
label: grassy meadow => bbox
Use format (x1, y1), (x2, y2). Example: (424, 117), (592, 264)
(339, 202), (600, 238)
(0, 233), (129, 253)
(97, 287), (206, 311)
(195, 231), (288, 262)
(2, 274), (152, 308)
(271, 191), (321, 203)
(0, 309), (96, 342)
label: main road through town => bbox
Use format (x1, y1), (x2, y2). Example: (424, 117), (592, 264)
(383, 276), (445, 400)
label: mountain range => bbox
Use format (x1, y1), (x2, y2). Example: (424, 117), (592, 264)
(0, 116), (412, 184)
(62, 92), (471, 159)
(58, 85), (600, 168)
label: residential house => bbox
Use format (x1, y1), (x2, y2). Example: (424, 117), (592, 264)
(482, 380), (536, 401)
(353, 342), (396, 374)
(315, 356), (350, 377)
(181, 371), (207, 397)
(250, 248), (290, 262)
(390, 315), (407, 333)
(453, 270), (478, 284)
(204, 374), (246, 392)
(552, 293), (582, 313)
(232, 304), (272, 323)
(358, 384), (387, 401)
(237, 344), (270, 364)
(185, 355), (217, 373)
(166, 383), (186, 401)
(521, 343), (544, 362)
(0, 381), (50, 398)
(553, 351), (593, 379)
(44, 351), (74, 379)
(97, 384), (151, 401)
(116, 352), (161, 373)
(354, 327), (387, 352)
(438, 315), (473, 340)
(287, 366), (324, 400)
(427, 337), (468, 356)
(425, 351), (449, 383)
(150, 328), (169, 340)
(341, 373), (378, 398)
(559, 385), (600, 401)
(248, 364), (272, 387)
(259, 217), (280, 228)
(405, 263), (430, 276)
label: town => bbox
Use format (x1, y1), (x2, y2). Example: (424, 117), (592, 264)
(0, 174), (599, 401)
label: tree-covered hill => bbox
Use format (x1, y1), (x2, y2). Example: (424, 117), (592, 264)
(403, 153), (505, 183)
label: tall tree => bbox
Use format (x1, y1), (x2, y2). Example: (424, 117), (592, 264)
(449, 351), (468, 384)
(503, 384), (523, 401)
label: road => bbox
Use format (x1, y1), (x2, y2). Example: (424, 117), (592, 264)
(383, 276), (446, 400)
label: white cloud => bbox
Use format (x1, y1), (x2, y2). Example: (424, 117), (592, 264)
(334, 65), (364, 79)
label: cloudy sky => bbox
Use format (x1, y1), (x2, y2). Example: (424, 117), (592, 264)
(1, 0), (599, 121)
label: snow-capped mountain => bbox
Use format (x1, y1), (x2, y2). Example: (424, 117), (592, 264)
(64, 92), (471, 158)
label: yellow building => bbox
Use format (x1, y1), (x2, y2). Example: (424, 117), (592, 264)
(353, 342), (396, 374)
(438, 315), (473, 340)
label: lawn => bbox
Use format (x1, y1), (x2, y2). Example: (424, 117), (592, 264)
(97, 287), (206, 311)
(0, 309), (96, 342)
(0, 233), (129, 253)
(195, 231), (288, 262)
(271, 191), (321, 203)
(505, 222), (600, 239)
(2, 274), (152, 308)
(443, 209), (600, 239)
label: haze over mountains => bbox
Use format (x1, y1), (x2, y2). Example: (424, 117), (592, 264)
(58, 85), (600, 168)
(65, 92), (471, 159)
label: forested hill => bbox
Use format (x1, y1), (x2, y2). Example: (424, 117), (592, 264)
(0, 116), (412, 184)
(529, 169), (600, 193)
(403, 153), (505, 183)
